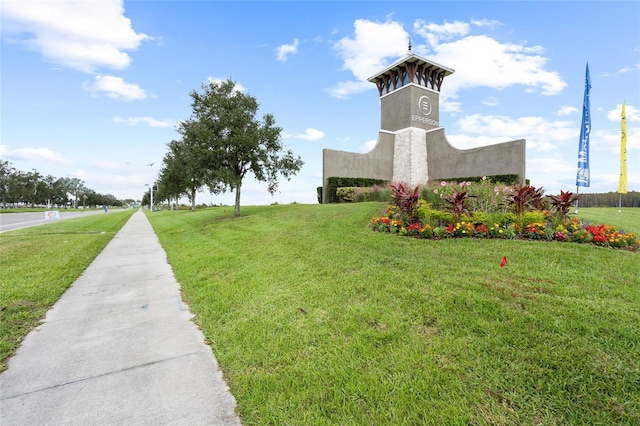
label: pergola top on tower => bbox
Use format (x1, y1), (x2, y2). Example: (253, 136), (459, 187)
(367, 53), (455, 97)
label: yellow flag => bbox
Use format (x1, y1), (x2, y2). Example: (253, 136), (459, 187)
(618, 102), (627, 194)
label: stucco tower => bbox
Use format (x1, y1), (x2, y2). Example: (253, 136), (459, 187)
(367, 53), (454, 186)
(321, 50), (525, 203)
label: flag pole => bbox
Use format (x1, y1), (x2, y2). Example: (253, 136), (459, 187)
(618, 194), (621, 213)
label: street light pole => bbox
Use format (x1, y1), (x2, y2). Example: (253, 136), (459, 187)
(147, 162), (155, 212)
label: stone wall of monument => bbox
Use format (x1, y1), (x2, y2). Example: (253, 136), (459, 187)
(425, 128), (525, 184)
(322, 131), (395, 203)
(322, 127), (526, 202)
(392, 127), (428, 186)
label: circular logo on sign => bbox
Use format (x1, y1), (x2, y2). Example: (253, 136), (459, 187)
(418, 95), (432, 116)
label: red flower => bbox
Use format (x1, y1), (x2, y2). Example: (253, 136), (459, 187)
(593, 235), (607, 244)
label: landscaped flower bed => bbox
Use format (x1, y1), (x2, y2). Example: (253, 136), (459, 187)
(371, 180), (639, 250)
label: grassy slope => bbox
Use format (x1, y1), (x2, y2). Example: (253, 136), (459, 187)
(148, 204), (640, 425)
(0, 209), (136, 371)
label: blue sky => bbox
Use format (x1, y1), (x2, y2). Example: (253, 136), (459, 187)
(2, 0), (639, 205)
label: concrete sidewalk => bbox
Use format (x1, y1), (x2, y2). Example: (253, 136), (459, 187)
(0, 210), (241, 425)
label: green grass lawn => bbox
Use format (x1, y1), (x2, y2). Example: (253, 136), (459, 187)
(577, 207), (640, 235)
(0, 209), (135, 371)
(1, 205), (637, 424)
(147, 204), (640, 425)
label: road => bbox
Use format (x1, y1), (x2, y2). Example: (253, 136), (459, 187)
(0, 210), (109, 233)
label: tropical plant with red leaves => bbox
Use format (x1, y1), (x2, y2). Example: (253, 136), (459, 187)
(389, 182), (420, 223)
(443, 190), (475, 222)
(549, 190), (580, 223)
(508, 185), (546, 216)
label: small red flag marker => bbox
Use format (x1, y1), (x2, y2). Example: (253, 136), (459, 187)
(500, 256), (508, 268)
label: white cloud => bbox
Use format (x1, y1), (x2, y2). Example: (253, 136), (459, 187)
(602, 63), (640, 77)
(1, 0), (151, 73)
(0, 144), (71, 164)
(525, 156), (579, 194)
(440, 100), (463, 114)
(617, 64), (640, 74)
(607, 103), (640, 122)
(92, 160), (130, 172)
(448, 114), (577, 152)
(425, 34), (566, 99)
(449, 104), (639, 158)
(592, 129), (622, 152)
(446, 134), (521, 150)
(112, 116), (174, 128)
(207, 77), (247, 93)
(527, 157), (574, 174)
(592, 127), (640, 152)
(558, 106), (578, 116)
(413, 19), (470, 46)
(276, 38), (299, 62)
(599, 104), (640, 152)
(290, 128), (325, 141)
(358, 139), (377, 153)
(326, 80), (371, 99)
(83, 75), (147, 100)
(482, 97), (498, 107)
(329, 19), (408, 98)
(470, 18), (503, 30)
(329, 17), (566, 102)
(457, 114), (574, 139)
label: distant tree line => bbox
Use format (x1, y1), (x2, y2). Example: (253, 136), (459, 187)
(0, 160), (124, 208)
(577, 191), (640, 208)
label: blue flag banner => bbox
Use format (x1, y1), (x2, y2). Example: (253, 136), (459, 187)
(576, 63), (591, 187)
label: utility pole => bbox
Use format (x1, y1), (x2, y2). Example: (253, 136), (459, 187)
(147, 162), (155, 212)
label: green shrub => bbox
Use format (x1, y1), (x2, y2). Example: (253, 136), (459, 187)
(420, 186), (446, 210)
(470, 211), (488, 224)
(430, 174), (520, 186)
(467, 179), (509, 213)
(368, 186), (391, 202)
(520, 211), (547, 227)
(353, 188), (368, 202)
(422, 178), (512, 214)
(335, 186), (390, 203)
(325, 177), (388, 203)
(417, 203), (454, 227)
(487, 212), (517, 227)
(336, 187), (356, 202)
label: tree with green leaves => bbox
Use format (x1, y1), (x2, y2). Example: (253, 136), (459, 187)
(179, 79), (303, 216)
(57, 177), (85, 208)
(158, 138), (210, 211)
(0, 160), (15, 208)
(0, 161), (122, 207)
